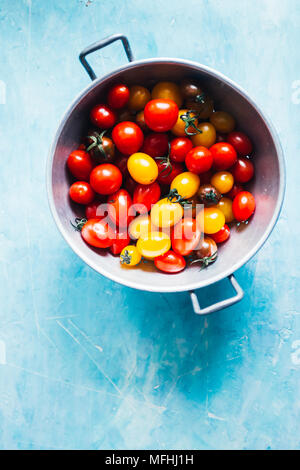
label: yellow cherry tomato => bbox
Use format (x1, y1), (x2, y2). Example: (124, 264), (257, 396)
(171, 109), (198, 137)
(137, 231), (171, 259)
(128, 85), (151, 111)
(210, 111), (236, 133)
(215, 197), (234, 223)
(191, 122), (216, 148)
(120, 245), (142, 267)
(129, 214), (152, 240)
(210, 171), (234, 194)
(127, 152), (158, 184)
(151, 198), (183, 228)
(197, 207), (225, 234)
(151, 81), (183, 108)
(171, 172), (200, 199)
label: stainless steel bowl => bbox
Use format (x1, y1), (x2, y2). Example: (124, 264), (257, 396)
(47, 35), (285, 314)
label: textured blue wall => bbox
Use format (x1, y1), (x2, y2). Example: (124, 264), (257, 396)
(0, 0), (299, 450)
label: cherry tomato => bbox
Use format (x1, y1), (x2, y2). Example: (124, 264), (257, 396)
(90, 164), (122, 195)
(110, 228), (131, 255)
(107, 189), (133, 228)
(128, 85), (151, 111)
(141, 133), (169, 158)
(90, 104), (116, 129)
(211, 171), (234, 194)
(170, 137), (193, 162)
(81, 218), (113, 248)
(115, 154), (129, 176)
(135, 110), (148, 132)
(211, 224), (230, 244)
(144, 99), (179, 132)
(112, 121), (144, 155)
(215, 197), (234, 223)
(117, 108), (134, 123)
(85, 202), (100, 219)
(67, 150), (93, 181)
(107, 84), (130, 109)
(191, 122), (216, 148)
(185, 146), (213, 174)
(129, 214), (152, 240)
(86, 130), (115, 164)
(120, 245), (142, 266)
(155, 250), (186, 273)
(227, 131), (253, 156)
(137, 231), (171, 259)
(171, 109), (198, 137)
(210, 111), (235, 133)
(231, 157), (254, 183)
(152, 81), (183, 108)
(157, 161), (183, 185)
(226, 183), (244, 200)
(151, 198), (183, 229)
(69, 181), (95, 205)
(198, 184), (221, 206)
(194, 237), (218, 259)
(171, 218), (201, 256)
(197, 207), (225, 234)
(133, 182), (161, 214)
(232, 191), (256, 222)
(210, 142), (237, 170)
(127, 153), (158, 185)
(171, 172), (200, 199)
(124, 176), (137, 196)
(180, 78), (203, 100)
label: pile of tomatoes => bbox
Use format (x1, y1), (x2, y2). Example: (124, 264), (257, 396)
(67, 79), (256, 274)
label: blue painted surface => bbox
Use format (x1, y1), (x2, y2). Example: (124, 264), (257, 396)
(0, 0), (299, 450)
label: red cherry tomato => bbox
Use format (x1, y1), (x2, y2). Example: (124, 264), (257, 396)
(107, 84), (130, 109)
(90, 164), (122, 195)
(144, 99), (179, 132)
(124, 176), (137, 196)
(107, 189), (133, 228)
(69, 181), (95, 205)
(110, 228), (131, 255)
(141, 133), (169, 158)
(81, 218), (113, 248)
(232, 191), (256, 222)
(90, 104), (116, 129)
(211, 224), (230, 243)
(227, 131), (253, 156)
(157, 161), (184, 185)
(112, 121), (144, 155)
(133, 182), (161, 214)
(171, 218), (201, 256)
(85, 202), (99, 219)
(185, 146), (213, 174)
(154, 250), (186, 273)
(231, 157), (254, 183)
(67, 150), (93, 181)
(170, 137), (193, 162)
(226, 183), (244, 200)
(115, 154), (129, 176)
(210, 142), (237, 170)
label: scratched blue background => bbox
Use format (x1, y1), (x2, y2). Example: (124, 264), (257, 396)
(0, 0), (299, 450)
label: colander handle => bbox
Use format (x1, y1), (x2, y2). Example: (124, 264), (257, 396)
(79, 34), (134, 81)
(190, 274), (244, 315)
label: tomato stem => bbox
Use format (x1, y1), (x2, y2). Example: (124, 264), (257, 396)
(166, 188), (187, 206)
(180, 110), (203, 136)
(194, 92), (206, 104)
(189, 251), (218, 270)
(155, 143), (173, 177)
(71, 217), (87, 232)
(86, 130), (107, 160)
(120, 249), (132, 265)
